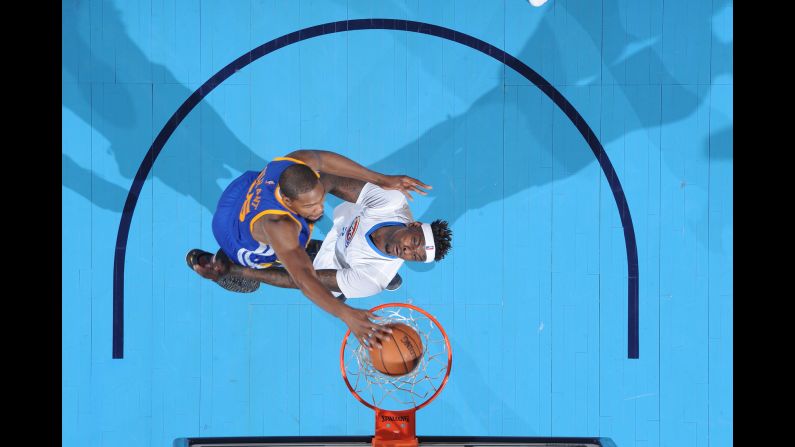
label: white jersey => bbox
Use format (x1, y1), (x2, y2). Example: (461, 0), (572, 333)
(312, 182), (413, 298)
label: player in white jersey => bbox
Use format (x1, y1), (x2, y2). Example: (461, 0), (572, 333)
(191, 173), (453, 301)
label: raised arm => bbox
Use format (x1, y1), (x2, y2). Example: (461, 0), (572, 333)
(287, 150), (384, 185)
(319, 173), (366, 203)
(287, 149), (432, 200)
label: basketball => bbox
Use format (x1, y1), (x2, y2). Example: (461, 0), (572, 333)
(369, 323), (424, 376)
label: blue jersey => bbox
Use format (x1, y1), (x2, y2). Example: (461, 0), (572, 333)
(212, 157), (316, 268)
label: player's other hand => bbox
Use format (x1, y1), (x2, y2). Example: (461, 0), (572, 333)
(340, 307), (393, 349)
(379, 175), (432, 201)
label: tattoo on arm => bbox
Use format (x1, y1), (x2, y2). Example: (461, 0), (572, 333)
(320, 173), (366, 203)
(238, 267), (342, 293)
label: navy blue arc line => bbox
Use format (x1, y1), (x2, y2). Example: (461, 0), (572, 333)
(112, 19), (639, 359)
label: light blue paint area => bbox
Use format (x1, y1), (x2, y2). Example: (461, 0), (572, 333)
(575, 74), (600, 87)
(707, 83), (733, 447)
(611, 37), (660, 66)
(548, 85), (602, 437)
(599, 84), (663, 447)
(151, 0), (202, 85)
(510, 0), (606, 88)
(658, 83), (712, 447)
(62, 1), (732, 446)
(660, 0), (713, 85)
(711, 1), (733, 79)
(501, 85), (554, 435)
(712, 3), (733, 44)
(62, 104), (95, 447)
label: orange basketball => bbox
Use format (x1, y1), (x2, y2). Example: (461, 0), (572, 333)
(369, 323), (424, 376)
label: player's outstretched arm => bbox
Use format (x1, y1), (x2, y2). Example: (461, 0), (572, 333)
(287, 149), (432, 200)
(318, 173), (366, 203)
(262, 216), (391, 348)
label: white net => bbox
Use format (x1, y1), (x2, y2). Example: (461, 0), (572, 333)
(342, 304), (451, 412)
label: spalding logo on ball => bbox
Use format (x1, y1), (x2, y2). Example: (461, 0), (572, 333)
(369, 323), (424, 376)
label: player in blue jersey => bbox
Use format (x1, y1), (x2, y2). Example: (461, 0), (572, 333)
(187, 149), (431, 347)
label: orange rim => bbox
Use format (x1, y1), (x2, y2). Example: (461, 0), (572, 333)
(339, 302), (453, 411)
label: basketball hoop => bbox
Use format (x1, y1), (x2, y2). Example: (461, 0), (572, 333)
(340, 303), (452, 447)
